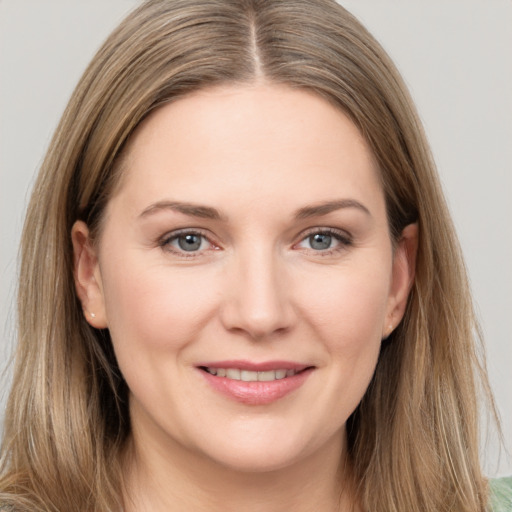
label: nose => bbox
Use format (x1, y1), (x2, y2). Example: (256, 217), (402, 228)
(219, 246), (296, 340)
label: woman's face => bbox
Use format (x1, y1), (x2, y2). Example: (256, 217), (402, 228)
(73, 84), (415, 472)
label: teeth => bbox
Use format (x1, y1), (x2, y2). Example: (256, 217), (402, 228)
(241, 370), (258, 381)
(257, 370), (276, 382)
(226, 368), (241, 380)
(275, 369), (287, 380)
(204, 367), (298, 381)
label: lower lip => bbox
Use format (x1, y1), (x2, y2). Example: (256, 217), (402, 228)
(198, 368), (313, 405)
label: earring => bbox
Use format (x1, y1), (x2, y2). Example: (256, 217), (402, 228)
(383, 324), (393, 341)
(87, 311), (96, 319)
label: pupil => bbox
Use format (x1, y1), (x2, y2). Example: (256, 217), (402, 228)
(310, 233), (331, 250)
(178, 234), (202, 251)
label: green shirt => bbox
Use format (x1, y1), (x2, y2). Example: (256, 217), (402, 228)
(490, 476), (512, 511)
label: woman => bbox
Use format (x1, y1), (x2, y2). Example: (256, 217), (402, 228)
(0, 0), (510, 510)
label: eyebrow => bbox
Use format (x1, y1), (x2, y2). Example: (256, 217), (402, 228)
(139, 201), (225, 221)
(138, 198), (371, 222)
(294, 199), (371, 219)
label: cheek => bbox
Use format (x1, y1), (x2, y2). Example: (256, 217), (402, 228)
(286, 261), (391, 437)
(297, 262), (391, 350)
(100, 258), (219, 359)
(295, 258), (390, 405)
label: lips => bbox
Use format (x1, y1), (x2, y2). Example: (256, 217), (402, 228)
(197, 360), (314, 405)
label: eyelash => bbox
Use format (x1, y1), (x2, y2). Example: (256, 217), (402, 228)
(158, 227), (353, 257)
(158, 228), (218, 258)
(295, 227), (353, 256)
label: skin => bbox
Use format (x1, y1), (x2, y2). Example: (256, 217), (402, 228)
(72, 84), (417, 512)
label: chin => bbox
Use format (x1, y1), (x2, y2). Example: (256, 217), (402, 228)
(192, 422), (341, 475)
(204, 444), (307, 474)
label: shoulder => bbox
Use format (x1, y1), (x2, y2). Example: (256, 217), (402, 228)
(489, 476), (512, 511)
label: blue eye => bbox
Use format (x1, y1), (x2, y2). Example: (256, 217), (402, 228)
(308, 233), (333, 250)
(161, 231), (212, 254)
(176, 233), (204, 251)
(297, 229), (351, 253)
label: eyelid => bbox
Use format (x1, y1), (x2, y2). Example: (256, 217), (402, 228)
(300, 226), (352, 241)
(158, 228), (220, 256)
(293, 227), (353, 254)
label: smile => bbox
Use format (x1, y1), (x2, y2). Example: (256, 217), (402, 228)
(202, 367), (297, 381)
(197, 362), (314, 405)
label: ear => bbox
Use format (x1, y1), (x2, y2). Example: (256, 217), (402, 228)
(71, 221), (108, 329)
(384, 223), (418, 338)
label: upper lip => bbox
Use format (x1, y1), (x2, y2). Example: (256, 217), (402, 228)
(196, 360), (313, 372)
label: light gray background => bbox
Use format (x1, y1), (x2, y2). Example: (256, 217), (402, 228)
(1, 1), (511, 476)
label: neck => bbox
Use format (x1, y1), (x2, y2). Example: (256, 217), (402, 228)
(122, 420), (360, 512)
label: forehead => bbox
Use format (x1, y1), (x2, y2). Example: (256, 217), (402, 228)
(109, 84), (384, 218)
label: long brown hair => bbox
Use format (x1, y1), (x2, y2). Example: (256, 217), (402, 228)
(0, 1), (495, 510)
